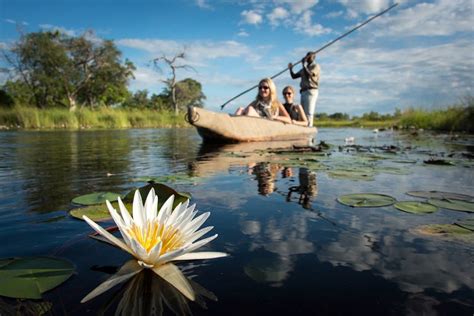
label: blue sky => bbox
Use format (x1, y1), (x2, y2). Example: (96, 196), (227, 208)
(0, 0), (473, 115)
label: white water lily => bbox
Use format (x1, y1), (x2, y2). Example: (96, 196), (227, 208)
(83, 188), (227, 269)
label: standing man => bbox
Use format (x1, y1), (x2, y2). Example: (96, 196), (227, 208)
(288, 52), (320, 127)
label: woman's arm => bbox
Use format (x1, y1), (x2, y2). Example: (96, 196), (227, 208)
(291, 105), (309, 126)
(273, 103), (291, 124)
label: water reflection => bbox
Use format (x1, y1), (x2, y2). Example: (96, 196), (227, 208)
(84, 261), (216, 315)
(286, 168), (318, 209)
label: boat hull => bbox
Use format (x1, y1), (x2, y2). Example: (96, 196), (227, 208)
(187, 106), (317, 143)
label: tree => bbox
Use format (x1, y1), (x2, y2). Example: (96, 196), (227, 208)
(1, 30), (135, 110)
(152, 52), (196, 114)
(162, 78), (205, 112)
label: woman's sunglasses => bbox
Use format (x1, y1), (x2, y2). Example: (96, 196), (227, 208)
(259, 86), (270, 90)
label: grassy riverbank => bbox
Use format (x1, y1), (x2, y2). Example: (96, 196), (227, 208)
(0, 103), (472, 133)
(316, 105), (473, 133)
(0, 106), (187, 129)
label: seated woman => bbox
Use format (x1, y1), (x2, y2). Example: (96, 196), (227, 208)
(235, 78), (291, 124)
(281, 85), (308, 126)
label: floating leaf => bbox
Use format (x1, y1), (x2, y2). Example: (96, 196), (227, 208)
(72, 192), (121, 206)
(423, 159), (454, 166)
(406, 191), (473, 202)
(70, 202), (131, 221)
(0, 257), (74, 299)
(427, 199), (474, 213)
(394, 201), (438, 214)
(414, 224), (474, 243)
(391, 159), (417, 164)
(337, 193), (396, 208)
(327, 170), (375, 181)
(454, 219), (474, 231)
(123, 183), (191, 210)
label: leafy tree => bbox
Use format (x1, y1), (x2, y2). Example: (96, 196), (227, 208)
(162, 78), (205, 111)
(1, 30), (135, 110)
(329, 112), (350, 120)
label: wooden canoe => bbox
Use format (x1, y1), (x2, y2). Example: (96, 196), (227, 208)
(187, 106), (317, 143)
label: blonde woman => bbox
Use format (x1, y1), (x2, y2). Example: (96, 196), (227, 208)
(235, 78), (291, 124)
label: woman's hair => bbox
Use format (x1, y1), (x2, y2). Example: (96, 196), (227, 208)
(282, 85), (295, 95)
(256, 78), (279, 112)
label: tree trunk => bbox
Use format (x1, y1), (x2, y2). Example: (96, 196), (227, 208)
(68, 95), (77, 112)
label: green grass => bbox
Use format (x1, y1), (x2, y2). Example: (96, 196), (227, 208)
(0, 106), (187, 129)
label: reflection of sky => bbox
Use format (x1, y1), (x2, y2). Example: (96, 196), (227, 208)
(189, 129), (474, 307)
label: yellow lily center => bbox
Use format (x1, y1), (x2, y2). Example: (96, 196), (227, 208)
(127, 220), (184, 254)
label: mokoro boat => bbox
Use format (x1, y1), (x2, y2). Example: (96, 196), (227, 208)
(187, 106), (317, 143)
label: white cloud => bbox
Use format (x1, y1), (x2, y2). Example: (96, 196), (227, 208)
(325, 10), (344, 18)
(117, 38), (261, 66)
(275, 0), (319, 14)
(338, 0), (391, 17)
(39, 24), (77, 37)
(267, 7), (289, 27)
(195, 0), (211, 9)
(237, 29), (249, 37)
(378, 0), (474, 36)
(241, 10), (263, 25)
(295, 11), (332, 36)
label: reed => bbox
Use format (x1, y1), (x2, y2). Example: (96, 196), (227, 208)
(0, 106), (188, 129)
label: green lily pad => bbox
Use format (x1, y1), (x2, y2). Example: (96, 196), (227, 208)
(69, 201), (132, 221)
(394, 201), (438, 214)
(72, 192), (121, 205)
(337, 193), (396, 208)
(0, 257), (74, 299)
(327, 170), (375, 181)
(455, 219), (474, 231)
(406, 191), (473, 201)
(427, 199), (474, 213)
(123, 183), (191, 210)
(415, 224), (474, 243)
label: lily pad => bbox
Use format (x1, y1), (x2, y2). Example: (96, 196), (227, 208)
(337, 193), (396, 208)
(414, 224), (474, 243)
(427, 199), (474, 213)
(423, 159), (454, 166)
(72, 192), (121, 206)
(123, 183), (191, 209)
(454, 219), (474, 231)
(70, 201), (131, 221)
(393, 201), (438, 214)
(0, 257), (74, 299)
(327, 170), (375, 181)
(406, 191), (473, 202)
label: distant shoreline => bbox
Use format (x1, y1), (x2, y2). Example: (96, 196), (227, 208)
(0, 104), (472, 133)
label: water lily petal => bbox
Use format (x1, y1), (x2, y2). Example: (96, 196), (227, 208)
(157, 194), (174, 223)
(183, 234), (218, 254)
(156, 248), (185, 265)
(117, 197), (132, 226)
(83, 215), (133, 255)
(182, 212), (210, 236)
(144, 188), (156, 222)
(183, 226), (214, 246)
(132, 190), (145, 227)
(106, 200), (130, 242)
(146, 240), (163, 264)
(152, 263), (195, 301)
(173, 252), (228, 261)
(81, 260), (143, 303)
(129, 237), (149, 262)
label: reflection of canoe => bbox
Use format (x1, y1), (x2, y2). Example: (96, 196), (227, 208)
(187, 106), (317, 143)
(190, 140), (308, 177)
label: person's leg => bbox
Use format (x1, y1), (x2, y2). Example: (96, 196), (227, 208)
(300, 91), (310, 124)
(306, 89), (319, 127)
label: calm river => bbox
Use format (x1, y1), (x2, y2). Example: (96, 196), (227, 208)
(0, 128), (473, 315)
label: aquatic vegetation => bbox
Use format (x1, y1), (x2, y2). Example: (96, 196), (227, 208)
(427, 199), (474, 213)
(406, 191), (473, 201)
(414, 223), (474, 243)
(393, 201), (438, 214)
(72, 192), (121, 206)
(0, 257), (74, 299)
(337, 193), (396, 207)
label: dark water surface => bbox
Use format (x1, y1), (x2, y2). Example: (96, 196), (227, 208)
(0, 128), (473, 315)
